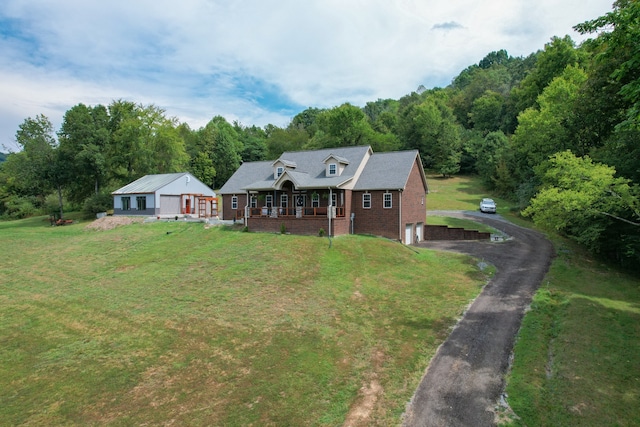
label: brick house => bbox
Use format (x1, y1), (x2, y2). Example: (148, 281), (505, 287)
(218, 146), (428, 244)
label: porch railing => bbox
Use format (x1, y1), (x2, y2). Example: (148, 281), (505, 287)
(240, 207), (345, 218)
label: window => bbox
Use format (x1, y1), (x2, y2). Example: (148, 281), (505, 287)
(363, 193), (371, 209)
(328, 163), (337, 176)
(265, 195), (273, 207)
(276, 166), (284, 178)
(136, 196), (146, 211)
(280, 194), (288, 208)
(312, 193), (319, 208)
(331, 193), (337, 207)
(122, 197), (130, 211)
(250, 196), (257, 208)
(384, 192), (392, 209)
(231, 196), (238, 210)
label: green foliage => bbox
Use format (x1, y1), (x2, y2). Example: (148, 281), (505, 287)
(510, 36), (584, 114)
(398, 92), (462, 176)
(196, 116), (242, 188)
(189, 151), (216, 188)
(512, 66), (588, 172)
(235, 122), (267, 162)
(58, 103), (110, 203)
(0, 194), (38, 219)
(523, 151), (640, 266)
(575, 0), (640, 129)
(82, 192), (113, 216)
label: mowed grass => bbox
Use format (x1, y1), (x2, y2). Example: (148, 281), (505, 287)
(0, 216), (488, 425)
(503, 241), (640, 426)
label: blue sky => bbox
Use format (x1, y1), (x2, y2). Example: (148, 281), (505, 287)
(0, 0), (614, 151)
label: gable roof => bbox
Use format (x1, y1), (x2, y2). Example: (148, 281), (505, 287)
(218, 146), (427, 194)
(353, 150), (427, 191)
(219, 146), (372, 194)
(112, 173), (190, 194)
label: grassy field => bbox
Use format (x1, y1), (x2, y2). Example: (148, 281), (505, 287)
(0, 215), (489, 426)
(503, 239), (640, 426)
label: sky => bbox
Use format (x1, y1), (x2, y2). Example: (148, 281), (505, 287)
(0, 0), (614, 151)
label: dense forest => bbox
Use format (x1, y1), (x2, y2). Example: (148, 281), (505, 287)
(1, 0), (638, 268)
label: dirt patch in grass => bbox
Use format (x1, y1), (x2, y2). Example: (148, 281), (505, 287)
(85, 216), (144, 231)
(343, 349), (386, 427)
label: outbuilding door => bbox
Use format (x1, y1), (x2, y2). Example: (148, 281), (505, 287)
(416, 223), (423, 242)
(160, 195), (180, 215)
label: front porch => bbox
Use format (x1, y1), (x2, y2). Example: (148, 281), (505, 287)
(247, 214), (350, 236)
(236, 206), (346, 219)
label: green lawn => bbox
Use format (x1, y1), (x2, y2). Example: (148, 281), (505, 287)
(0, 216), (488, 425)
(503, 239), (640, 426)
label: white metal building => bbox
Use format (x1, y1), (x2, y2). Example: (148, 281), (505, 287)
(112, 173), (216, 217)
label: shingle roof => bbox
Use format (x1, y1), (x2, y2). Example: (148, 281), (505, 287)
(218, 161), (273, 193)
(353, 150), (425, 190)
(218, 146), (427, 194)
(219, 146), (372, 193)
(112, 173), (189, 194)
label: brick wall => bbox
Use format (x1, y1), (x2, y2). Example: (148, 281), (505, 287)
(402, 158), (428, 242)
(221, 194), (247, 220)
(425, 225), (490, 241)
(352, 190), (401, 240)
(248, 216), (347, 236)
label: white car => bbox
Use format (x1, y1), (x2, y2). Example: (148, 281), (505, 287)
(480, 198), (496, 213)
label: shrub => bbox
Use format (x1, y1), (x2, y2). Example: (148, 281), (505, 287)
(83, 192), (113, 216)
(1, 195), (38, 219)
(280, 222), (286, 234)
(318, 228), (325, 237)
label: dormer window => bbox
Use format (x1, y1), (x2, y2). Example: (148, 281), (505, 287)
(276, 166), (284, 178)
(323, 154), (349, 177)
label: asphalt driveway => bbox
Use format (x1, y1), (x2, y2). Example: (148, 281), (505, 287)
(402, 211), (554, 427)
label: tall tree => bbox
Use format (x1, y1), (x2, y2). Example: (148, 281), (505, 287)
(512, 66), (588, 179)
(234, 122), (268, 162)
(107, 101), (188, 184)
(58, 103), (110, 203)
(575, 0), (640, 129)
(510, 36), (585, 115)
(524, 150), (640, 266)
(14, 115), (66, 217)
(398, 93), (462, 176)
(197, 117), (242, 188)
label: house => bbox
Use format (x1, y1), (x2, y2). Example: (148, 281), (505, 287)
(218, 146), (428, 244)
(112, 172), (218, 217)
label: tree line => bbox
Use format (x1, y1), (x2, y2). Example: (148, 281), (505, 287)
(1, 0), (638, 268)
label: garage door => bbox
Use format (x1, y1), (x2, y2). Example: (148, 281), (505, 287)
(160, 195), (180, 215)
(416, 223), (423, 242)
(405, 224), (413, 245)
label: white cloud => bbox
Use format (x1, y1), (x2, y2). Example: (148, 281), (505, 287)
(0, 0), (614, 150)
